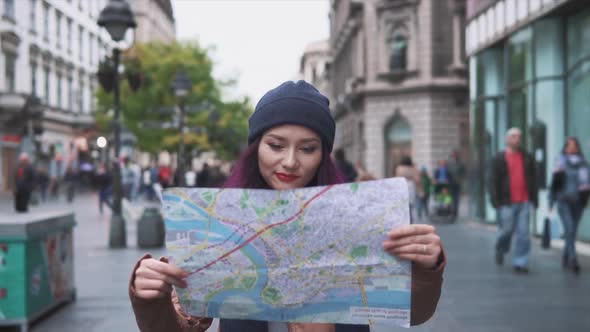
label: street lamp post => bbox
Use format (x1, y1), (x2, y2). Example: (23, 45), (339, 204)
(170, 70), (192, 187)
(98, 0), (136, 248)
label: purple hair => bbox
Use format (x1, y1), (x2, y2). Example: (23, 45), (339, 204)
(223, 137), (345, 189)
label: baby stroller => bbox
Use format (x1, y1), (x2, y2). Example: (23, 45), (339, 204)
(430, 182), (456, 223)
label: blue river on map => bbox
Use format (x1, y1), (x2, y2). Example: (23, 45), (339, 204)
(164, 193), (410, 321)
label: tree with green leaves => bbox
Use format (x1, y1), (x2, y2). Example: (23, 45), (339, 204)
(95, 41), (252, 161)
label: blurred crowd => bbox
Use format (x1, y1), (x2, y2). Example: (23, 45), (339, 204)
(12, 153), (228, 214)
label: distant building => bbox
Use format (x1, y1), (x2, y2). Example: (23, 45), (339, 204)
(329, 0), (469, 178)
(465, 0), (590, 241)
(129, 0), (175, 43)
(300, 40), (331, 100)
(0, 0), (111, 192)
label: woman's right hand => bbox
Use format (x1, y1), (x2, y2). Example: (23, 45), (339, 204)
(134, 258), (189, 299)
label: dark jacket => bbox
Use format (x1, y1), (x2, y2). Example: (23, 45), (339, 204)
(130, 252), (446, 331)
(15, 164), (35, 192)
(335, 159), (357, 183)
(489, 149), (538, 208)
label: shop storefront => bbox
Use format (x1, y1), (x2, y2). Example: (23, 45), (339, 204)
(468, 8), (590, 241)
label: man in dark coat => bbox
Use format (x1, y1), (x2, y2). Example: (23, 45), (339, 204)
(14, 152), (35, 212)
(490, 128), (538, 274)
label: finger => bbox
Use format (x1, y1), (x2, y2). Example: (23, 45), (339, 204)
(394, 253), (438, 269)
(135, 289), (168, 300)
(387, 243), (431, 255)
(135, 278), (174, 293)
(388, 224), (436, 239)
(144, 258), (190, 278)
(136, 265), (188, 288)
(382, 234), (437, 250)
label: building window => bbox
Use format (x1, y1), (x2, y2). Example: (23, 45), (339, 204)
(89, 33), (94, 65)
(79, 79), (84, 112)
(389, 34), (408, 71)
(385, 114), (412, 177)
(42, 2), (49, 41)
(31, 63), (38, 95)
(78, 25), (84, 61)
(567, 9), (590, 159)
(44, 67), (50, 104)
(30, 0), (37, 32)
(56, 72), (62, 108)
(55, 11), (61, 47)
(67, 76), (73, 111)
(3, 0), (15, 20)
(67, 18), (72, 53)
(4, 53), (16, 92)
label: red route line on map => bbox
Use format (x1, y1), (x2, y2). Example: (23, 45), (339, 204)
(188, 185), (334, 275)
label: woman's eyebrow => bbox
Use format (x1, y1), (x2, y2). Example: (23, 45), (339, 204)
(264, 134), (286, 141)
(299, 138), (320, 143)
(264, 134), (320, 143)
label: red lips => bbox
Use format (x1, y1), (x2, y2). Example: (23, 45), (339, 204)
(275, 172), (300, 183)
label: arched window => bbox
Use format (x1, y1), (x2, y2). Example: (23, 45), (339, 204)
(389, 34), (408, 71)
(385, 114), (412, 177)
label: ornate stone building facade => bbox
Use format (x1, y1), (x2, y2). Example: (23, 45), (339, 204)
(300, 40), (331, 99)
(329, 0), (469, 177)
(0, 0), (112, 192)
(129, 0), (175, 43)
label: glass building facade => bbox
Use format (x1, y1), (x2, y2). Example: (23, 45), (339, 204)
(469, 8), (590, 241)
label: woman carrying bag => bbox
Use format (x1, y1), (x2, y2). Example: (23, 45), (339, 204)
(549, 137), (590, 274)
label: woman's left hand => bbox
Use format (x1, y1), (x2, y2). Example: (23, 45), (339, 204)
(382, 224), (442, 269)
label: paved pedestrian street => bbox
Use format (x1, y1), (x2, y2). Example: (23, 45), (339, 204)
(1, 193), (588, 332)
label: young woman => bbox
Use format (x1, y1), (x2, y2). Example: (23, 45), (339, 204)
(129, 81), (446, 332)
(549, 137), (590, 274)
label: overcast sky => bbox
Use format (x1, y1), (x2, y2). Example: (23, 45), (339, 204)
(172, 0), (330, 105)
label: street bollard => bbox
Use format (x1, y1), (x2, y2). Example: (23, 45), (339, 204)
(137, 207), (165, 248)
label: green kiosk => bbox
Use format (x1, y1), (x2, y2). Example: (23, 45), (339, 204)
(0, 210), (76, 332)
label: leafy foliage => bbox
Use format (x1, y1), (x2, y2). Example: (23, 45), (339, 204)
(94, 42), (252, 160)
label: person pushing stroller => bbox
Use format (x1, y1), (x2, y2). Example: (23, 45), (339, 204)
(432, 160), (455, 221)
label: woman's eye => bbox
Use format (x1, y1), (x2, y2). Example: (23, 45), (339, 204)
(301, 146), (317, 154)
(268, 143), (283, 151)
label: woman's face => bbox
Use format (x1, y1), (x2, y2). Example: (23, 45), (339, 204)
(258, 124), (323, 190)
(565, 139), (579, 155)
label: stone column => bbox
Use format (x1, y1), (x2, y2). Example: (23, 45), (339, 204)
(364, 0), (379, 82)
(451, 0), (466, 68)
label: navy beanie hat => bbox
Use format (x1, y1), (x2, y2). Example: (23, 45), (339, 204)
(248, 80), (335, 152)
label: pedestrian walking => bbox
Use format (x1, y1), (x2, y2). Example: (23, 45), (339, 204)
(158, 164), (172, 188)
(95, 163), (113, 215)
(121, 157), (135, 200)
(418, 166), (432, 219)
(447, 150), (466, 216)
(490, 127), (538, 274)
(185, 167), (197, 187)
(63, 165), (77, 203)
(196, 163), (211, 187)
(129, 80), (446, 332)
(35, 166), (49, 202)
(130, 161), (142, 201)
(549, 137), (590, 274)
(334, 149), (357, 182)
(141, 166), (152, 199)
(48, 154), (62, 201)
(395, 156), (421, 222)
(14, 152), (35, 213)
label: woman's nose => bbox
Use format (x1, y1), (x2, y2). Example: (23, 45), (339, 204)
(281, 148), (299, 169)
